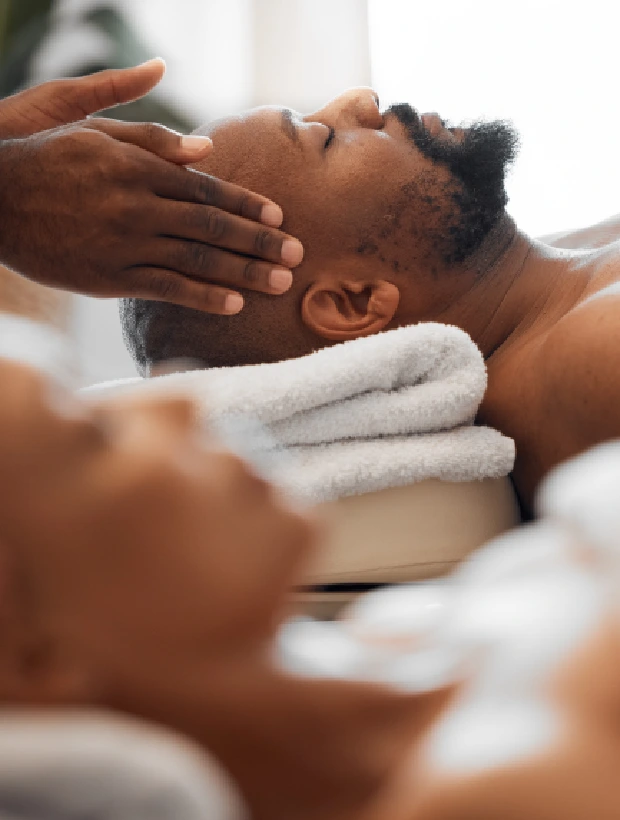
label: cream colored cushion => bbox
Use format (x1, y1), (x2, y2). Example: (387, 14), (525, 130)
(295, 477), (519, 618)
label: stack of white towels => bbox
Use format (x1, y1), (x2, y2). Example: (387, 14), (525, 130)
(88, 323), (515, 504)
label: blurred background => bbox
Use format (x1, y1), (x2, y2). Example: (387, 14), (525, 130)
(0, 0), (618, 384)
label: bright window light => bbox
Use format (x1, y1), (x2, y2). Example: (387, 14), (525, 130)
(368, 0), (620, 237)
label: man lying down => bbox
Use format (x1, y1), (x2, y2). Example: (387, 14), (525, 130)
(121, 88), (620, 514)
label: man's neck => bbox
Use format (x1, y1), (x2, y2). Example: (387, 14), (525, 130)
(430, 215), (597, 360)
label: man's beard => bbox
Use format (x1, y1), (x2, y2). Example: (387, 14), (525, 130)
(386, 103), (519, 264)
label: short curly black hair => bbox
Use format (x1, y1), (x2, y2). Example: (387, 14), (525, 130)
(119, 282), (307, 375)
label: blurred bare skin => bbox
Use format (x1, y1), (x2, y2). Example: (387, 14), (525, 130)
(0, 357), (454, 820)
(187, 89), (620, 515)
(359, 614), (620, 820)
(4, 357), (620, 818)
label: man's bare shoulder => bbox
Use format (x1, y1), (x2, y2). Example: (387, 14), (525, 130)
(539, 281), (620, 444)
(484, 272), (620, 511)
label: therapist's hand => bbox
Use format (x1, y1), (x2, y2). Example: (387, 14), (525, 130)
(0, 62), (304, 313)
(0, 59), (174, 139)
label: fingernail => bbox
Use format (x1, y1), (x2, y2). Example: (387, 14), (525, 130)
(181, 135), (213, 154)
(281, 238), (304, 267)
(224, 294), (244, 314)
(269, 268), (293, 293)
(260, 203), (284, 227)
(138, 57), (166, 70)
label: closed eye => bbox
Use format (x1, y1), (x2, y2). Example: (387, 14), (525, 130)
(324, 126), (336, 150)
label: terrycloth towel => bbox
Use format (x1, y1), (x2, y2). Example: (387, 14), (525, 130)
(86, 324), (515, 504)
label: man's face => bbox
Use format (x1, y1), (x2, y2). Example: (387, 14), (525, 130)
(119, 91), (518, 375)
(0, 358), (315, 701)
(199, 88), (518, 280)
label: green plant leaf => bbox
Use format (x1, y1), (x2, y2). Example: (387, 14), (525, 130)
(0, 0), (55, 95)
(84, 5), (151, 69)
(3, 0), (54, 46)
(0, 1), (198, 132)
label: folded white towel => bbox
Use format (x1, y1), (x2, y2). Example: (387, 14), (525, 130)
(86, 324), (515, 504)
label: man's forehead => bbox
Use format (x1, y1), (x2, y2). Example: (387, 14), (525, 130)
(194, 105), (300, 185)
(202, 105), (288, 143)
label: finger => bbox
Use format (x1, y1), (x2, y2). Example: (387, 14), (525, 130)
(127, 267), (246, 314)
(72, 59), (167, 114)
(82, 118), (213, 164)
(152, 163), (298, 241)
(0, 61), (168, 138)
(142, 239), (294, 295)
(155, 201), (301, 267)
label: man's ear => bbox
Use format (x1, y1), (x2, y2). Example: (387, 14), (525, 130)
(301, 278), (400, 341)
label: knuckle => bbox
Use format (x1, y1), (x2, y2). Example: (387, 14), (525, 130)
(150, 275), (181, 300)
(185, 242), (215, 274)
(253, 228), (275, 257)
(242, 260), (262, 286)
(195, 174), (219, 205)
(69, 127), (102, 148)
(203, 207), (226, 241)
(238, 193), (255, 220)
(141, 121), (164, 145)
(115, 156), (141, 184)
(111, 191), (137, 226)
(54, 127), (105, 161)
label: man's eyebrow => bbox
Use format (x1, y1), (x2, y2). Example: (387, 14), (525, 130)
(280, 108), (299, 143)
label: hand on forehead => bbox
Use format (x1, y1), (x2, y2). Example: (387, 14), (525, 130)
(190, 88), (502, 300)
(190, 93), (434, 265)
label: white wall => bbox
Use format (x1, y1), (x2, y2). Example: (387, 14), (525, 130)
(252, 0), (371, 111)
(368, 0), (620, 238)
(37, 0), (256, 121)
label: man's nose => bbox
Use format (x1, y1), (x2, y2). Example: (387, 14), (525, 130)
(306, 87), (384, 130)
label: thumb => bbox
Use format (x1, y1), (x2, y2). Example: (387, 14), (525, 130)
(70, 58), (167, 112)
(0, 60), (167, 138)
(83, 118), (214, 164)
